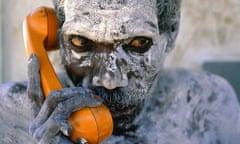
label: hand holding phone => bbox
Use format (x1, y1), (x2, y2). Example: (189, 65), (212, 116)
(23, 6), (113, 144)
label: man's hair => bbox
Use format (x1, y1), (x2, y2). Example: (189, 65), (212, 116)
(156, 0), (181, 52)
(53, 0), (181, 52)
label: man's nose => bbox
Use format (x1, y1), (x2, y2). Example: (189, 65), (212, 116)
(92, 52), (128, 90)
(92, 71), (128, 90)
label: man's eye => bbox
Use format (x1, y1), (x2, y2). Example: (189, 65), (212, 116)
(70, 35), (94, 52)
(123, 37), (153, 53)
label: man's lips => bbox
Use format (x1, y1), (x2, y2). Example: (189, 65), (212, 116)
(86, 86), (145, 121)
(109, 105), (138, 118)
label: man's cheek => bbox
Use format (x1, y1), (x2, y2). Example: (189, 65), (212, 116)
(65, 60), (93, 85)
(126, 60), (156, 92)
(128, 53), (160, 80)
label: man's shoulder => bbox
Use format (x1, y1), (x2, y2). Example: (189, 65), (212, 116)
(153, 68), (237, 100)
(139, 68), (240, 143)
(0, 81), (29, 112)
(0, 82), (36, 144)
(0, 81), (30, 122)
(0, 81), (27, 99)
(149, 67), (239, 115)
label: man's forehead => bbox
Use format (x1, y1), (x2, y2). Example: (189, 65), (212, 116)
(65, 0), (156, 11)
(63, 0), (159, 42)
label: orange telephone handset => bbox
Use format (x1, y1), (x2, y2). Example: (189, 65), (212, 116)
(23, 6), (113, 144)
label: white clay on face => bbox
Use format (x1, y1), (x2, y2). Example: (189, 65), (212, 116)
(93, 72), (128, 90)
(61, 0), (169, 92)
(63, 0), (159, 43)
(71, 50), (89, 59)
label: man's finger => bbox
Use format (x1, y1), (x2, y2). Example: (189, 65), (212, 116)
(31, 87), (102, 131)
(35, 119), (72, 144)
(27, 54), (44, 117)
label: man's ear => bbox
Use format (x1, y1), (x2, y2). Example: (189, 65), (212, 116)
(52, 0), (65, 27)
(156, 0), (181, 53)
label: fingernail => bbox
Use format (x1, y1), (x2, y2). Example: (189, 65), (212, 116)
(27, 57), (33, 64)
(76, 138), (88, 144)
(60, 124), (72, 136)
(29, 122), (36, 135)
(62, 128), (70, 136)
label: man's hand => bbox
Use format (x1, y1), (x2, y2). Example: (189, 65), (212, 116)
(27, 54), (102, 144)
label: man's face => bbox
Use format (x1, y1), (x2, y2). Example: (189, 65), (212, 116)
(59, 0), (168, 130)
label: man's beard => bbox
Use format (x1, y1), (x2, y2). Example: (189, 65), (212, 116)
(93, 86), (147, 134)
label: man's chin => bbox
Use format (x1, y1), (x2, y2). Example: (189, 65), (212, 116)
(111, 103), (143, 130)
(93, 87), (146, 105)
(93, 87), (145, 133)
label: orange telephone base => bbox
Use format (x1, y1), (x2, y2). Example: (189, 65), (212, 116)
(23, 6), (113, 144)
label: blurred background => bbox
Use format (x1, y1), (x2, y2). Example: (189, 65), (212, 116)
(0, 0), (239, 95)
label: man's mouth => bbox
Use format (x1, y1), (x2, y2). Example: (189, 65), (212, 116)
(92, 87), (145, 131)
(93, 87), (144, 108)
(109, 105), (138, 118)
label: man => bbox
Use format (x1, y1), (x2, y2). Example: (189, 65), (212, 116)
(0, 0), (239, 143)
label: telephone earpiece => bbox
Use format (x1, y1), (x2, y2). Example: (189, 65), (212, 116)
(23, 6), (113, 144)
(23, 6), (61, 96)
